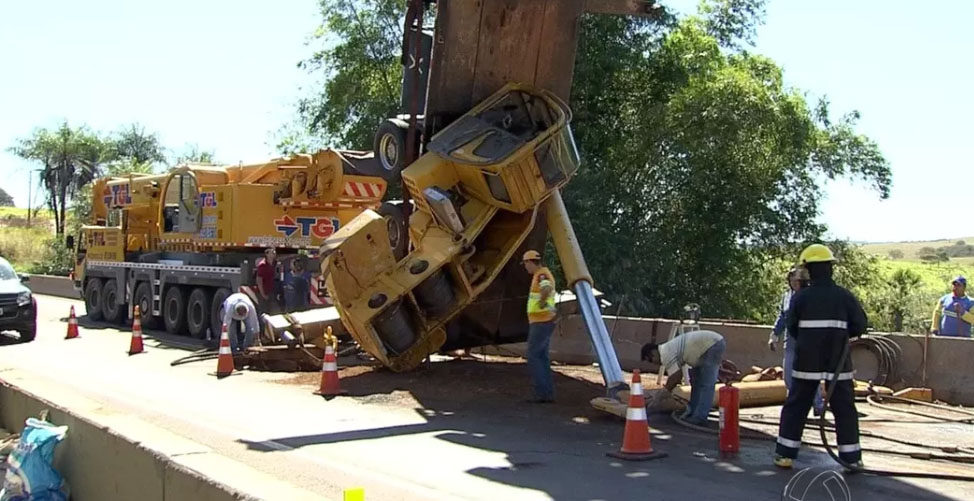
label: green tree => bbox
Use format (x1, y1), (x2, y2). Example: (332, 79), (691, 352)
(112, 124), (166, 167)
(8, 122), (114, 236)
(280, 0), (405, 151)
(0, 187), (13, 207)
(172, 144), (217, 166)
(286, 0), (892, 320)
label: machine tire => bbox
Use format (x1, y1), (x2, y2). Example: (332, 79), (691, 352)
(373, 119), (409, 181)
(84, 278), (104, 321)
(163, 286), (188, 335)
(378, 202), (408, 261)
(186, 287), (214, 339)
(133, 282), (160, 330)
(210, 287), (232, 340)
(102, 279), (125, 325)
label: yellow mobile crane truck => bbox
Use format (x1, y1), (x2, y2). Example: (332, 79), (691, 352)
(69, 150), (407, 339)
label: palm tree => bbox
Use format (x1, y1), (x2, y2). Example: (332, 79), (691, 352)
(9, 122), (113, 235)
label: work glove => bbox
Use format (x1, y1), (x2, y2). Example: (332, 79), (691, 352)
(767, 332), (778, 351)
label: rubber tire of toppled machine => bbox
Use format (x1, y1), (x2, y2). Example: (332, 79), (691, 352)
(209, 287), (231, 341)
(378, 202), (408, 261)
(163, 286), (188, 335)
(84, 278), (104, 321)
(373, 119), (409, 181)
(186, 287), (214, 339)
(133, 282), (160, 330)
(101, 279), (126, 325)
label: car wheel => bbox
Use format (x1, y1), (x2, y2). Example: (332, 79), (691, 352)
(133, 282), (160, 330)
(163, 286), (188, 335)
(186, 287), (214, 339)
(102, 279), (126, 324)
(84, 278), (104, 321)
(19, 326), (36, 343)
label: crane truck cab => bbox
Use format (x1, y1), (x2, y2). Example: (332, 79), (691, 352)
(70, 150), (405, 340)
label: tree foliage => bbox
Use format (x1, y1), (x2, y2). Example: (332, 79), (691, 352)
(285, 0), (892, 320)
(8, 122), (114, 236)
(278, 0), (405, 152)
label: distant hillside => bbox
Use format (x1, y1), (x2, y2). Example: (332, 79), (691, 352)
(861, 236), (974, 265)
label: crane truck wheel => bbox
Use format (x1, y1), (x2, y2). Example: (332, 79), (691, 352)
(133, 282), (160, 330)
(102, 279), (126, 325)
(378, 202), (408, 261)
(186, 287), (214, 339)
(162, 286), (189, 336)
(210, 288), (231, 341)
(374, 119), (409, 181)
(84, 278), (104, 321)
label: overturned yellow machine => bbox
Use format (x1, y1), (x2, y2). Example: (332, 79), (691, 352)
(321, 84), (627, 395)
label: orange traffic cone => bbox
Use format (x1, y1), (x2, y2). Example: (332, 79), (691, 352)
(214, 324), (235, 378)
(314, 344), (347, 397)
(128, 305), (145, 355)
(607, 370), (666, 461)
(65, 305), (79, 339)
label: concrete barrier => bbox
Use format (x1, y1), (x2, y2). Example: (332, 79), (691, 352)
(26, 275), (79, 300)
(489, 314), (974, 405)
(0, 374), (323, 501)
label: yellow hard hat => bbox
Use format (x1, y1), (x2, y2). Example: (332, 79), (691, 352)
(522, 250), (542, 261)
(798, 244), (837, 264)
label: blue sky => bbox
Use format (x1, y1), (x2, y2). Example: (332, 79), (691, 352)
(1, 1), (969, 243)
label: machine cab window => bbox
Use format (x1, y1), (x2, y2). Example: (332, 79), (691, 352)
(427, 90), (560, 166)
(163, 173), (201, 234)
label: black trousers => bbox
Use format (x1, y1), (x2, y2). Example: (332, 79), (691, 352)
(776, 378), (861, 463)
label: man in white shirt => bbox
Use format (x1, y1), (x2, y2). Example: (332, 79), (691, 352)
(221, 292), (260, 352)
(641, 330), (726, 426)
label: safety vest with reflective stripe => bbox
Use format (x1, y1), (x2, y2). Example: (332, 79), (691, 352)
(527, 267), (556, 324)
(932, 294), (974, 338)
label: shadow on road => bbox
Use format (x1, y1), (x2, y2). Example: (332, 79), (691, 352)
(237, 357), (964, 500)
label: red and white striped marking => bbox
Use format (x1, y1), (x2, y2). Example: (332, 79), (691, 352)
(342, 181), (383, 199)
(309, 277), (333, 306)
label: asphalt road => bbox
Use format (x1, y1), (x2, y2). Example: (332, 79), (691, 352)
(0, 294), (970, 500)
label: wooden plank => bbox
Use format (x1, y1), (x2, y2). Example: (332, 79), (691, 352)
(534, 0), (585, 101)
(584, 0), (660, 17)
(424, 0), (484, 136)
(470, 0), (548, 103)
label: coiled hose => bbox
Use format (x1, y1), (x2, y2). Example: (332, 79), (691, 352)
(850, 335), (900, 387)
(817, 342), (974, 481)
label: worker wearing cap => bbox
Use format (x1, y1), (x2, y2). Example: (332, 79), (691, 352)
(222, 292), (260, 353)
(774, 244), (867, 470)
(930, 276), (974, 338)
(523, 249), (557, 403)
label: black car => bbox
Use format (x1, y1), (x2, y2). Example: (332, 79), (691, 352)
(0, 257), (36, 342)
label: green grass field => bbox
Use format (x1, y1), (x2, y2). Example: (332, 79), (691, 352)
(861, 236), (974, 261)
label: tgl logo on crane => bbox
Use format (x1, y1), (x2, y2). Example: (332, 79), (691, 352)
(274, 215), (340, 239)
(102, 184), (132, 208)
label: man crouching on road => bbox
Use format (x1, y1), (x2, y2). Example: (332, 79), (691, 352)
(523, 249), (557, 403)
(222, 292), (260, 353)
(641, 330), (726, 426)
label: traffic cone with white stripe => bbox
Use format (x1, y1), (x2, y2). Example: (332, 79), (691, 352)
(65, 305), (79, 339)
(313, 344), (347, 397)
(128, 305), (145, 355)
(215, 323), (235, 378)
(607, 370), (666, 461)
